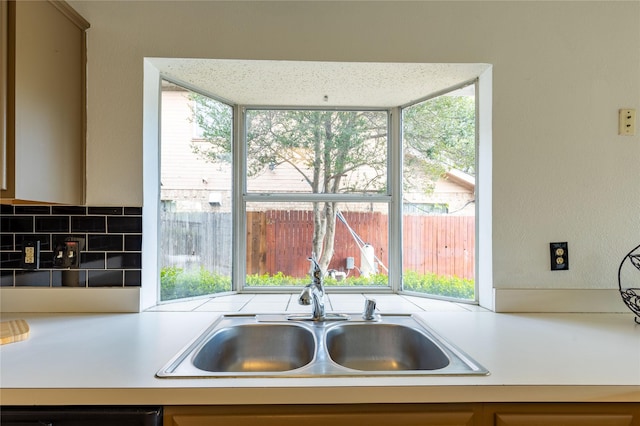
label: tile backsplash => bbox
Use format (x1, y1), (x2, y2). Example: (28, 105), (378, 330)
(0, 205), (142, 288)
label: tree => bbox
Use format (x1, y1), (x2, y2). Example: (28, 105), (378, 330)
(246, 109), (387, 271)
(402, 95), (476, 195)
(190, 95), (387, 272)
(189, 91), (475, 274)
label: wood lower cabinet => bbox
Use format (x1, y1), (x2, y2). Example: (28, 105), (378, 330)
(165, 403), (640, 426)
(494, 414), (631, 426)
(165, 404), (480, 426)
(485, 403), (640, 426)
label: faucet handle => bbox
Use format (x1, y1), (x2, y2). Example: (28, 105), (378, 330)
(298, 286), (312, 306)
(363, 298), (379, 321)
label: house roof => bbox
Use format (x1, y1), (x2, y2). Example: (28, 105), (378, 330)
(445, 169), (475, 191)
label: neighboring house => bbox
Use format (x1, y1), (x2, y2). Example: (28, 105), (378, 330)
(161, 86), (475, 216)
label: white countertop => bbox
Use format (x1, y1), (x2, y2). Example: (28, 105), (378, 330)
(1, 309), (639, 406)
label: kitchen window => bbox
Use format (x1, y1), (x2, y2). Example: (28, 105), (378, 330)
(157, 78), (480, 304)
(143, 60), (493, 310)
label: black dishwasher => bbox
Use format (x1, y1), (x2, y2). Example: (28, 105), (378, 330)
(0, 406), (162, 426)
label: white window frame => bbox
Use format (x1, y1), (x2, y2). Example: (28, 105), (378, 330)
(141, 61), (493, 311)
(236, 106), (397, 293)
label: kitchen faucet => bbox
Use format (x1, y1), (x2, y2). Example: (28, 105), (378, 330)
(298, 255), (327, 321)
(292, 253), (349, 322)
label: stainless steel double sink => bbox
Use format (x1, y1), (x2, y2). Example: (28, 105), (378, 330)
(156, 314), (488, 378)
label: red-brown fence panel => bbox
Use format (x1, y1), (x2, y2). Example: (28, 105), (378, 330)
(247, 211), (474, 280)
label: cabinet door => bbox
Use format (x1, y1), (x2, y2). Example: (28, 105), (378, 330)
(486, 403), (640, 426)
(170, 413), (476, 426)
(3, 0), (88, 204)
(1, 0), (7, 191)
(165, 405), (479, 426)
(495, 413), (633, 426)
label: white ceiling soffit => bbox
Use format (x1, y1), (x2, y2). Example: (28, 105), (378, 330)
(149, 58), (490, 107)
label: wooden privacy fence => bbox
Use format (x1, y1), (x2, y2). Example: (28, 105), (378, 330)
(402, 213), (475, 280)
(247, 210), (474, 279)
(160, 211), (233, 275)
(161, 210), (474, 280)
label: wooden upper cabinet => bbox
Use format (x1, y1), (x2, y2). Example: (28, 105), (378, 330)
(1, 0), (89, 204)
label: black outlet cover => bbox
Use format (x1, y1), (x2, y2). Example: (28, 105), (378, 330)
(550, 242), (569, 271)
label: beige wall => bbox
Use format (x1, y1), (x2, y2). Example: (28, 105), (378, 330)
(69, 1), (639, 294)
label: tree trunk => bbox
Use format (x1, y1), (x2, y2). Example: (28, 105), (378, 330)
(311, 201), (326, 265)
(318, 201), (337, 272)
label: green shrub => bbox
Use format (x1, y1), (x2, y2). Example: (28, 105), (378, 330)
(244, 272), (388, 287)
(161, 267), (474, 301)
(402, 270), (474, 299)
(160, 266), (231, 301)
(245, 272), (308, 287)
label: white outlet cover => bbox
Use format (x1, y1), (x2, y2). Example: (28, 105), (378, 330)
(618, 108), (636, 136)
